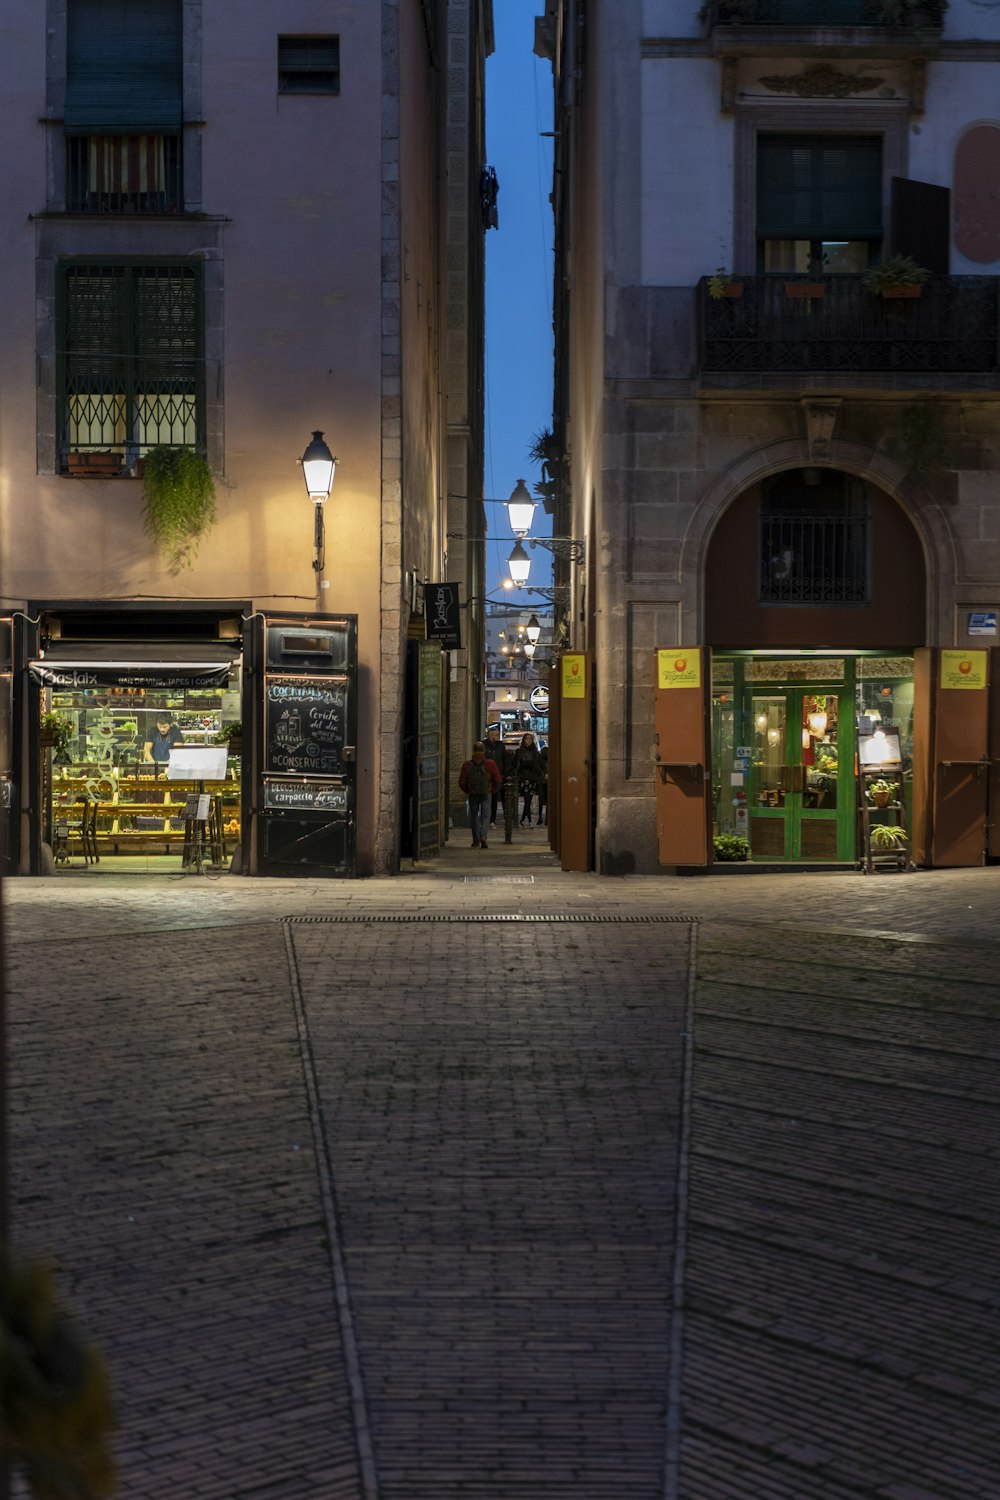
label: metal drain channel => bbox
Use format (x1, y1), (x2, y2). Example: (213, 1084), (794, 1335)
(288, 912), (696, 924)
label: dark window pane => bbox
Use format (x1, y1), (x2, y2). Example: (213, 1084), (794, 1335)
(278, 35), (341, 94)
(758, 135), (882, 242)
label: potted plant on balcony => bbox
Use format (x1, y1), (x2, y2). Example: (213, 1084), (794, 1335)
(707, 267), (744, 300)
(867, 0), (946, 26)
(698, 0), (763, 21)
(141, 445), (217, 571)
(784, 278), (826, 300)
(861, 254), (930, 299)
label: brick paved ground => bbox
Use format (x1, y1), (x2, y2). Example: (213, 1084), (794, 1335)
(4, 853), (1000, 1498)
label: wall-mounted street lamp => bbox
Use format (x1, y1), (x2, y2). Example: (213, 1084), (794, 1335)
(507, 538), (532, 587)
(299, 430), (337, 573)
(505, 478), (537, 537)
(502, 482), (584, 592)
(526, 614), (541, 644)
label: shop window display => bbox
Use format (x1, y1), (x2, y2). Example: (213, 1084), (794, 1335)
(43, 678), (242, 869)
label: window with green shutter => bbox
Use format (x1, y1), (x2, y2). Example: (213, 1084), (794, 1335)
(65, 0), (183, 212)
(58, 262), (204, 470)
(757, 135), (883, 274)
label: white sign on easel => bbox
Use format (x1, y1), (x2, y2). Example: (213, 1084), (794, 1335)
(167, 746), (229, 782)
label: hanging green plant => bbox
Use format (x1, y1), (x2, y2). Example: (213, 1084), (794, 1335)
(141, 446), (217, 571)
(39, 711), (75, 759)
(0, 1253), (117, 1499)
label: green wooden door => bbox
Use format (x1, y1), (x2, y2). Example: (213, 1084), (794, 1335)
(749, 687), (855, 861)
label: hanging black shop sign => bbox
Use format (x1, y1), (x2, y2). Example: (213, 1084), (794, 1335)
(424, 582), (462, 649)
(28, 660), (234, 689)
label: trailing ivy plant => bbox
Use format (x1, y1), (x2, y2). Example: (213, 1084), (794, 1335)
(141, 446), (217, 571)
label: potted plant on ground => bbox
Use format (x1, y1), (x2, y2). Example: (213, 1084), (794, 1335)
(713, 833), (750, 862)
(869, 822), (909, 851)
(707, 267), (743, 300)
(861, 254), (930, 299)
(141, 446), (217, 570)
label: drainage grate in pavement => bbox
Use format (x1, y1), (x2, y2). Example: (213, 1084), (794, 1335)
(288, 912), (696, 923)
(463, 875), (536, 884)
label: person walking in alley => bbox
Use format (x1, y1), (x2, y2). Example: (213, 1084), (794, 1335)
(513, 732), (543, 825)
(536, 744), (549, 827)
(459, 740), (502, 848)
(485, 724), (504, 826)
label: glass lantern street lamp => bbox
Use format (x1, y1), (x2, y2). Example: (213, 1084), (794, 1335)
(505, 478), (536, 538)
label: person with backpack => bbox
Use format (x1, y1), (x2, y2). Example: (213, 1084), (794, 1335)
(458, 740), (502, 848)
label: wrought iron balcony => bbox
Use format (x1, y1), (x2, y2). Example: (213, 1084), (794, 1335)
(699, 275), (999, 376)
(66, 134), (183, 215)
(701, 0), (945, 26)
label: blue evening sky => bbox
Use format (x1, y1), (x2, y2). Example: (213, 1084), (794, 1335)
(484, 0), (554, 601)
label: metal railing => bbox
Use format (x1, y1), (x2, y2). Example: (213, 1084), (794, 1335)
(700, 275), (999, 375)
(702, 0), (945, 25)
(65, 134), (183, 215)
(760, 510), (869, 604)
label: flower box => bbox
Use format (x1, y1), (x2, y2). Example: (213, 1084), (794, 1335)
(66, 451), (124, 478)
(784, 282), (826, 299)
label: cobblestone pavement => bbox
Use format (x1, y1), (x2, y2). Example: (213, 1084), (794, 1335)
(4, 848), (1000, 1498)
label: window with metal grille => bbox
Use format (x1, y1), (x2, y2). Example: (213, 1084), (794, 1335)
(278, 36), (341, 94)
(58, 263), (203, 469)
(65, 0), (183, 214)
(759, 471), (870, 605)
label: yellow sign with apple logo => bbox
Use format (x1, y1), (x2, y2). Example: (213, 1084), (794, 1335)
(561, 654), (586, 699)
(940, 649), (987, 690)
(658, 649), (701, 689)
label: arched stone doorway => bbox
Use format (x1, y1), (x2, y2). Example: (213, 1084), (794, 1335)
(704, 466), (926, 863)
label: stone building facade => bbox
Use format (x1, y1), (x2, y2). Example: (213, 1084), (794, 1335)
(537, 0), (1000, 873)
(1, 0), (493, 878)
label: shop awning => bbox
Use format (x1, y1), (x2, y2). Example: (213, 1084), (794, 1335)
(29, 644), (236, 690)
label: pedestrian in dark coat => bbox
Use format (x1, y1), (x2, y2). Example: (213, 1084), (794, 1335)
(484, 725), (504, 826)
(458, 741), (502, 848)
(536, 745), (549, 827)
(512, 732), (543, 825)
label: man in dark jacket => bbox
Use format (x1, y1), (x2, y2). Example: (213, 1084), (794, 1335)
(484, 725), (504, 826)
(458, 741), (502, 848)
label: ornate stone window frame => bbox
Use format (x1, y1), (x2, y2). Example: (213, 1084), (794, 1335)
(733, 102), (910, 273)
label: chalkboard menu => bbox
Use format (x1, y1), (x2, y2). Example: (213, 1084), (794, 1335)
(263, 779), (350, 812)
(265, 677), (347, 776)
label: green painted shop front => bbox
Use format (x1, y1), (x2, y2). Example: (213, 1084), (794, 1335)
(711, 653), (914, 864)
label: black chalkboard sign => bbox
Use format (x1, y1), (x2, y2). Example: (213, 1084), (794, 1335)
(265, 677), (348, 776)
(263, 779), (350, 812)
